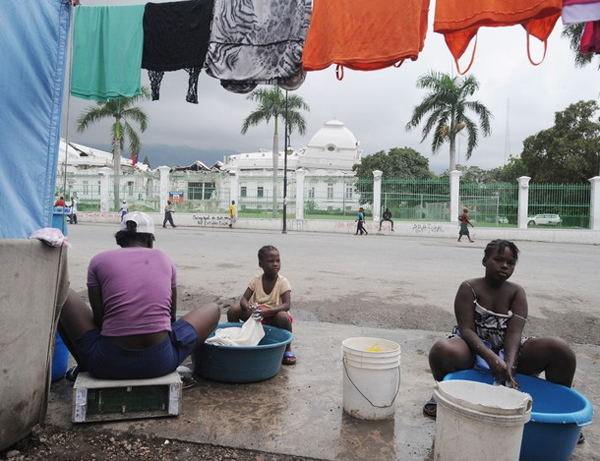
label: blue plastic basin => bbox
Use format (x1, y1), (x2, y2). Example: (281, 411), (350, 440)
(193, 322), (293, 383)
(51, 332), (70, 382)
(444, 369), (594, 461)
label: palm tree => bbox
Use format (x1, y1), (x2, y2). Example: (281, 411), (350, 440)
(77, 88), (150, 210)
(406, 72), (492, 172)
(241, 86), (309, 216)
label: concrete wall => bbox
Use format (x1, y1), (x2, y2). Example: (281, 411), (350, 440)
(79, 212), (600, 245)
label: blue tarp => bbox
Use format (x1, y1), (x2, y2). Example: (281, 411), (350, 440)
(0, 1), (72, 238)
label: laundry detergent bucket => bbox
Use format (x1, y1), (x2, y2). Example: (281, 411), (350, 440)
(342, 337), (401, 420)
(434, 380), (532, 461)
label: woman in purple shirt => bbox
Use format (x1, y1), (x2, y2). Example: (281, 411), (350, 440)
(58, 212), (219, 380)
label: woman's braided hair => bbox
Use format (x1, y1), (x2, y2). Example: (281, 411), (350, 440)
(484, 239), (520, 260)
(258, 245), (278, 262)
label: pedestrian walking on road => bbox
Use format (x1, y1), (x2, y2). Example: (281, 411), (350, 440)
(355, 207), (368, 235)
(163, 201), (177, 228)
(458, 208), (474, 243)
(229, 200), (236, 228)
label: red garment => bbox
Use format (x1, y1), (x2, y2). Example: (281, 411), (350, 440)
(461, 212), (471, 225)
(54, 199), (64, 207)
(434, 0), (562, 73)
(580, 20), (600, 53)
(302, 0), (430, 75)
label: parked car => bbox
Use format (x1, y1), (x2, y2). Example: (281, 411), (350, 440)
(527, 213), (562, 226)
(497, 216), (509, 224)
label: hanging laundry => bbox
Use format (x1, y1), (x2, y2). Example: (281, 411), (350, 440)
(142, 0), (214, 104)
(562, 0), (600, 24)
(434, 0), (562, 74)
(302, 0), (430, 78)
(71, 5), (145, 101)
(580, 20), (600, 52)
(205, 0), (311, 94)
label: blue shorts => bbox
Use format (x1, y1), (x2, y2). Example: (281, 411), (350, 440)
(75, 320), (198, 380)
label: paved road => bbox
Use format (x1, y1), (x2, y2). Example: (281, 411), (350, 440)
(65, 223), (600, 345)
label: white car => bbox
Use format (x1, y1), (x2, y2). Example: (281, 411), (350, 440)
(527, 214), (562, 226)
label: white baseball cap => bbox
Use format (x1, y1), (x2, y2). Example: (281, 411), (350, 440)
(120, 211), (155, 234)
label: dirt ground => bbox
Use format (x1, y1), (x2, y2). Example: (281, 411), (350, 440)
(0, 424), (317, 461)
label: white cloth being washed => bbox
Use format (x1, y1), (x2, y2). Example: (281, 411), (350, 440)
(205, 317), (265, 347)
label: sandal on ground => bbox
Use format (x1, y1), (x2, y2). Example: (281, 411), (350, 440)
(65, 366), (78, 382)
(180, 375), (197, 390)
(282, 351), (297, 365)
(578, 432), (585, 444)
(423, 396), (437, 418)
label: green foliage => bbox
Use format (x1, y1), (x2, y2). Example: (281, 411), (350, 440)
(143, 156), (151, 168)
(520, 100), (600, 183)
(562, 24), (597, 68)
(241, 86), (310, 137)
(406, 71), (492, 171)
(352, 147), (434, 179)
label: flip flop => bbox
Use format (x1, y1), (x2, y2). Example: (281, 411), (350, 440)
(423, 396), (437, 418)
(578, 432), (585, 444)
(282, 351), (297, 365)
(65, 365), (78, 382)
(180, 375), (197, 390)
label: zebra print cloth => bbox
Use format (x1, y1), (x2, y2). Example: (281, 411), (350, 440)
(205, 0), (312, 94)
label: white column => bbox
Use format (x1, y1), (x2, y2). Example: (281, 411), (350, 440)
(450, 170), (461, 222)
(372, 170), (382, 222)
(589, 176), (600, 230)
(158, 166), (170, 207)
(98, 167), (112, 212)
(229, 168), (239, 214)
(295, 168), (305, 220)
(517, 176), (531, 229)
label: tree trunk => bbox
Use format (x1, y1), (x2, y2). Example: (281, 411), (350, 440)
(449, 137), (457, 172)
(272, 117), (279, 218)
(113, 135), (121, 211)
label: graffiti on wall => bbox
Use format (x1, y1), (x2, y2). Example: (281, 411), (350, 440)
(192, 215), (230, 227)
(411, 223), (443, 234)
(286, 219), (307, 232)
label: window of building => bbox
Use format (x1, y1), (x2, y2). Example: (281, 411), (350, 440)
(308, 187), (315, 198)
(241, 186), (247, 198)
(257, 186), (264, 198)
(345, 185), (353, 199)
(188, 181), (216, 200)
(327, 183), (334, 199)
(127, 181), (134, 196)
(83, 181), (89, 195)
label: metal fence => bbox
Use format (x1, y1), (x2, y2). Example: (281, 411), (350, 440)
(55, 170), (593, 227)
(55, 172), (102, 211)
(528, 183), (591, 228)
(460, 183), (519, 227)
(169, 171), (231, 214)
(304, 175), (360, 219)
(380, 178), (451, 221)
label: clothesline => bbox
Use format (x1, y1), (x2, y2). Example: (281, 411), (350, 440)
(70, 0), (600, 104)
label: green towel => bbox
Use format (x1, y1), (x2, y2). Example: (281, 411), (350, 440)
(71, 5), (145, 101)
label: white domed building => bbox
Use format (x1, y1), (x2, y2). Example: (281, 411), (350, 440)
(225, 119), (362, 214)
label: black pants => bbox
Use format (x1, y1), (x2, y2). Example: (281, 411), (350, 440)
(356, 221), (368, 235)
(379, 218), (393, 230)
(163, 212), (175, 227)
(69, 213), (77, 224)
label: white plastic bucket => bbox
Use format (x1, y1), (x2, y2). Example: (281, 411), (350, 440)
(342, 337), (401, 420)
(434, 380), (532, 461)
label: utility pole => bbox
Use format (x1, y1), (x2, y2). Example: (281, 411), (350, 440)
(282, 91), (289, 234)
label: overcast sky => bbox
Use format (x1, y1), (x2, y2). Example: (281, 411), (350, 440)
(61, 0), (600, 173)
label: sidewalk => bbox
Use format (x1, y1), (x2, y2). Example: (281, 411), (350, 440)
(47, 320), (599, 460)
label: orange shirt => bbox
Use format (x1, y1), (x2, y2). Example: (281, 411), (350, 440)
(434, 0), (562, 71)
(302, 0), (430, 73)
